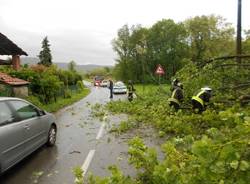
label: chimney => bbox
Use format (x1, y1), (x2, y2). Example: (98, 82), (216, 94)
(12, 55), (21, 70)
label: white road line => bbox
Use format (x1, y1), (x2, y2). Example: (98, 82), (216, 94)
(81, 149), (96, 176)
(96, 123), (105, 140)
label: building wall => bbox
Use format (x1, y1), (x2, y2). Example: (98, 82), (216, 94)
(13, 86), (28, 97)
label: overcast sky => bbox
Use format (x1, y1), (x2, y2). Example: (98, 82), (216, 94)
(1, 0), (249, 65)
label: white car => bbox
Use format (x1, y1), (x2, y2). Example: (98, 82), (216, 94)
(113, 81), (127, 94)
(100, 80), (108, 87)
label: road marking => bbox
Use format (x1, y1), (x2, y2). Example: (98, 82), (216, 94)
(96, 123), (105, 140)
(81, 149), (96, 176)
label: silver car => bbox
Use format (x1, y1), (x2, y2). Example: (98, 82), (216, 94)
(0, 97), (57, 174)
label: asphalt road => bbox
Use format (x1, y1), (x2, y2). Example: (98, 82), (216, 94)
(0, 82), (133, 184)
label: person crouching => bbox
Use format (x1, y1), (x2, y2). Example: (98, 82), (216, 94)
(168, 82), (184, 110)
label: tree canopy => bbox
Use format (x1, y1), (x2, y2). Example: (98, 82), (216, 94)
(68, 60), (77, 72)
(38, 36), (53, 67)
(112, 15), (236, 83)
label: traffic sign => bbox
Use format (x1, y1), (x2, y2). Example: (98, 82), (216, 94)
(155, 64), (165, 75)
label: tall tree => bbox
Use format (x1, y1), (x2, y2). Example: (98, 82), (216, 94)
(147, 19), (188, 77)
(38, 36), (52, 67)
(185, 15), (235, 64)
(68, 60), (76, 72)
(112, 21), (189, 82)
(112, 24), (132, 81)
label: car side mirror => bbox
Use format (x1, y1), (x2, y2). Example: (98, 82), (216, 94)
(38, 109), (46, 116)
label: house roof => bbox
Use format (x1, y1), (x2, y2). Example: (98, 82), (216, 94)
(0, 33), (28, 56)
(0, 72), (29, 86)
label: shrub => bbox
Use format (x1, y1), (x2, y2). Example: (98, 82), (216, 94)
(76, 81), (85, 91)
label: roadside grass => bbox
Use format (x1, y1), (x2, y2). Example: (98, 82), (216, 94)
(43, 89), (90, 112)
(27, 88), (90, 113)
(134, 84), (170, 96)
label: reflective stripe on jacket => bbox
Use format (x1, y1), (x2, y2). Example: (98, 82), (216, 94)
(192, 91), (205, 106)
(168, 89), (180, 105)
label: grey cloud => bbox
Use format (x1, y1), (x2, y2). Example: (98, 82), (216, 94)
(0, 18), (116, 65)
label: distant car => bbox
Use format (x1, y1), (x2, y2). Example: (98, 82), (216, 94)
(100, 80), (108, 87)
(113, 81), (127, 94)
(94, 76), (104, 86)
(0, 97), (57, 174)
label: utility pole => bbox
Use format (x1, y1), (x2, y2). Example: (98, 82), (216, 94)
(236, 0), (242, 63)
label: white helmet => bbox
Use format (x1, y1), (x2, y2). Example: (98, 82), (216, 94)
(201, 87), (212, 93)
(177, 82), (183, 89)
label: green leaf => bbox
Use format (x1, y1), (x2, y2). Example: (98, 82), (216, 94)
(219, 180), (224, 184)
(230, 160), (239, 169)
(239, 160), (249, 171)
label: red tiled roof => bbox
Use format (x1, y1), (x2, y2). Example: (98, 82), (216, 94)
(0, 72), (29, 86)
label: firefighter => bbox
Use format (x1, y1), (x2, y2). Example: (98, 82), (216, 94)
(168, 82), (184, 110)
(108, 79), (113, 99)
(170, 78), (180, 92)
(127, 80), (135, 102)
(191, 87), (212, 113)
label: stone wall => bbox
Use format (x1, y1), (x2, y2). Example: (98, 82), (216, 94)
(13, 86), (28, 97)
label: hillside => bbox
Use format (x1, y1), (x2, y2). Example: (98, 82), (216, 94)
(20, 57), (113, 72)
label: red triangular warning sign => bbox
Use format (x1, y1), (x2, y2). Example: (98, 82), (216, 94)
(155, 64), (165, 75)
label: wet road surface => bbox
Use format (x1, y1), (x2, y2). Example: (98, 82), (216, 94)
(0, 82), (134, 184)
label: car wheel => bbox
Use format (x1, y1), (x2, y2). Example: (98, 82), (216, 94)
(47, 125), (57, 146)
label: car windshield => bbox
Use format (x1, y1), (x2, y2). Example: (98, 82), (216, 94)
(115, 82), (125, 86)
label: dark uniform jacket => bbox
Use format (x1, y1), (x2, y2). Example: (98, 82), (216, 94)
(172, 87), (184, 102)
(199, 91), (211, 103)
(128, 84), (134, 94)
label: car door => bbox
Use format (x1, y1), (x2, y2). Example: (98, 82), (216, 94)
(8, 100), (47, 156)
(0, 101), (27, 172)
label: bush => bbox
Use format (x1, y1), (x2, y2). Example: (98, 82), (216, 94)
(1, 64), (85, 105)
(25, 95), (43, 108)
(76, 81), (85, 91)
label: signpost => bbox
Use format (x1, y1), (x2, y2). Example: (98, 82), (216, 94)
(155, 64), (165, 84)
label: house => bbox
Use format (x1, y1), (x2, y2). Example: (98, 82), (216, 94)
(0, 32), (29, 97)
(0, 32), (28, 70)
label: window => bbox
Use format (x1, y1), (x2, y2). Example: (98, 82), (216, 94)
(0, 102), (15, 126)
(10, 100), (38, 121)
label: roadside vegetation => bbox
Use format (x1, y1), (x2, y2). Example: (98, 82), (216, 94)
(76, 15), (250, 184)
(0, 64), (89, 112)
(27, 88), (90, 112)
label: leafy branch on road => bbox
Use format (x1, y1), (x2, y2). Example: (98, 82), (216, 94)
(91, 103), (107, 121)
